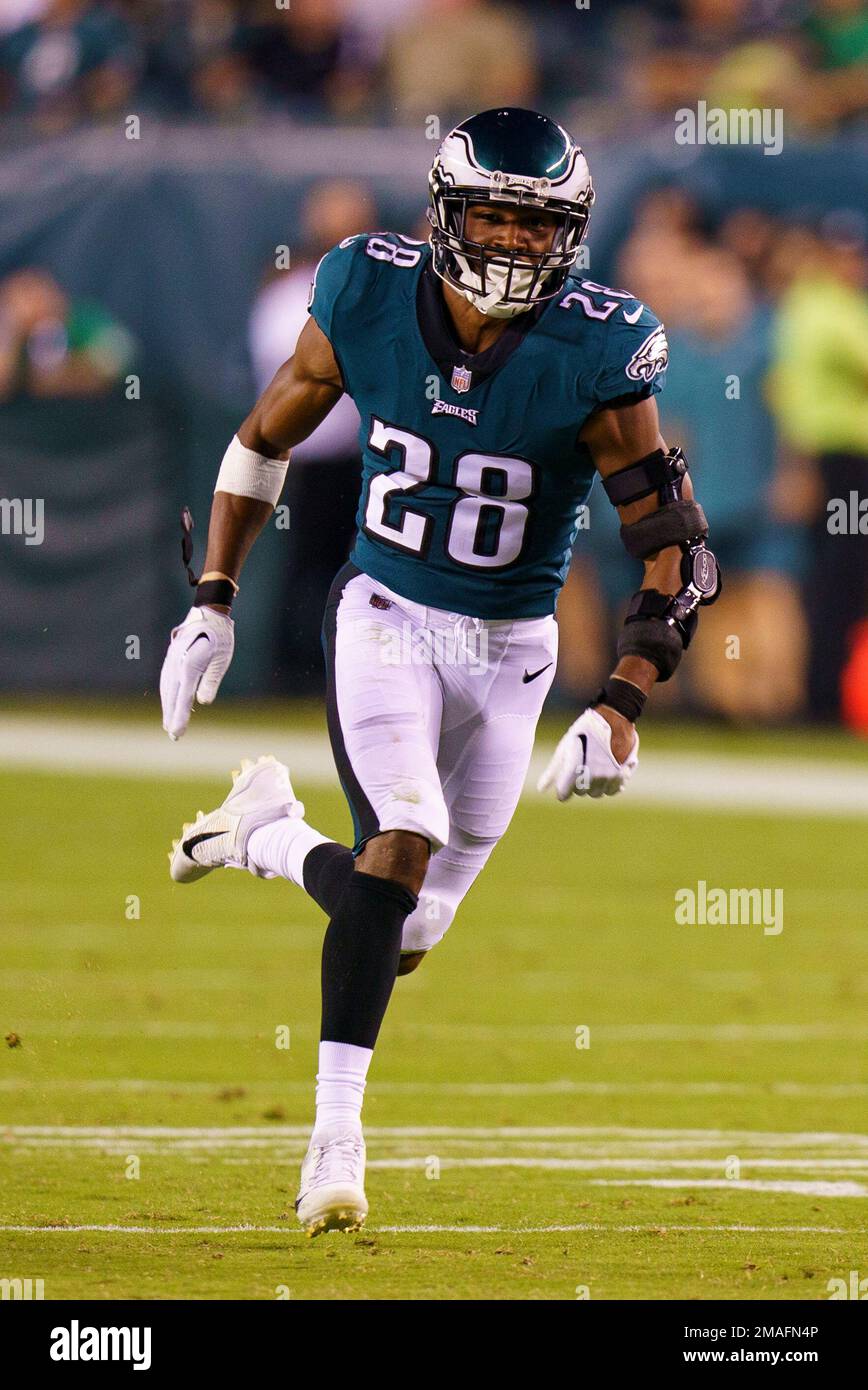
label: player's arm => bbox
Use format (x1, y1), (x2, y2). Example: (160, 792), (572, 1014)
(159, 317), (344, 740)
(197, 317), (344, 599)
(581, 395), (686, 756)
(539, 394), (720, 799)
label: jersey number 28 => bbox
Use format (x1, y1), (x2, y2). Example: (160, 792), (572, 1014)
(364, 418), (534, 570)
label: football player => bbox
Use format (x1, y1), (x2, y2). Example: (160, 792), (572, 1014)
(160, 108), (720, 1236)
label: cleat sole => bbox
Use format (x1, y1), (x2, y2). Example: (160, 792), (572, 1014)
(304, 1208), (366, 1238)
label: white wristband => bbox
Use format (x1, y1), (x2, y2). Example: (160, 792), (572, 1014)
(214, 435), (289, 506)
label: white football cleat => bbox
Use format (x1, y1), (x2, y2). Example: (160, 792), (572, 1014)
(169, 754), (304, 884)
(295, 1128), (368, 1238)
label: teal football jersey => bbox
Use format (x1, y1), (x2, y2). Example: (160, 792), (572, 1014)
(308, 232), (668, 619)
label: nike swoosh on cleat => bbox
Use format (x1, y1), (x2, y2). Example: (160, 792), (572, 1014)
(181, 830), (224, 856)
(522, 662), (553, 684)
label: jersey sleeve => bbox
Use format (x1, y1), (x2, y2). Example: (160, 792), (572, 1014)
(306, 235), (370, 387)
(593, 305), (669, 407)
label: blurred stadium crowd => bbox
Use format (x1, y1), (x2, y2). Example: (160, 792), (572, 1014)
(1, 0), (866, 136)
(0, 0), (867, 731)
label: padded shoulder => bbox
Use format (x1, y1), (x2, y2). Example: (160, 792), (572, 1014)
(307, 232), (428, 343)
(549, 277), (669, 405)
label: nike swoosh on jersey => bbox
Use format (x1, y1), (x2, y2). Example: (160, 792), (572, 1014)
(622, 304), (645, 324)
(522, 662), (553, 684)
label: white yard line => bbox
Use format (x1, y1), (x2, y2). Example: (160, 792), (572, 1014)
(5, 1124), (868, 1199)
(8, 1144), (868, 1174)
(3, 1078), (868, 1097)
(0, 1223), (857, 1236)
(6, 1124), (868, 1143)
(6, 1021), (868, 1042)
(589, 1178), (868, 1197)
(3, 714), (868, 817)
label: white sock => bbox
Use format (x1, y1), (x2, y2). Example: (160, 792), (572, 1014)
(246, 818), (330, 887)
(314, 1040), (373, 1137)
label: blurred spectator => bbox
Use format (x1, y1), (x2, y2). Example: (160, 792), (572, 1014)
(630, 0), (783, 111)
(0, 268), (137, 400)
(654, 244), (808, 722)
(341, 0), (430, 66)
(386, 0), (537, 125)
(805, 0), (868, 65)
(248, 179), (376, 691)
(558, 201), (810, 722)
(0, 0), (140, 132)
(625, 0), (867, 138)
(0, 1), (49, 38)
(0, 0), (863, 137)
(718, 207), (781, 299)
(144, 0), (256, 119)
(616, 186), (708, 331)
(768, 212), (868, 721)
(237, 0), (374, 121)
(800, 0), (868, 130)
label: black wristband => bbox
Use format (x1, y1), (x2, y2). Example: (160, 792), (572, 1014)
(592, 676), (647, 723)
(194, 579), (236, 609)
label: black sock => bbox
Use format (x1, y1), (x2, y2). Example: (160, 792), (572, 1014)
(303, 840), (355, 917)
(320, 870), (418, 1049)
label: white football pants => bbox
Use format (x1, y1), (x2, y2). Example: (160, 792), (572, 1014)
(322, 562), (558, 952)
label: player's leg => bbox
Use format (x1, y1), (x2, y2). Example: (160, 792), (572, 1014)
(296, 565), (449, 1235)
(398, 612), (559, 966)
(168, 748), (355, 894)
(168, 753), (315, 885)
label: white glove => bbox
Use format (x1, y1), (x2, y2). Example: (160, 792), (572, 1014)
(160, 605), (235, 740)
(537, 706), (639, 801)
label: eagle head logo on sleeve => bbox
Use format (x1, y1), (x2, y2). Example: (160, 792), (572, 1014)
(625, 324), (669, 383)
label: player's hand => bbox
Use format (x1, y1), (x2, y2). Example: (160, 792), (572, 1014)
(160, 605), (235, 741)
(537, 707), (639, 801)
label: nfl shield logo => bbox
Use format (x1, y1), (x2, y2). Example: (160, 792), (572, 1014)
(451, 364), (472, 394)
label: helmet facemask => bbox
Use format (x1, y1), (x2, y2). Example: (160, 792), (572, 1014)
(428, 168), (593, 320)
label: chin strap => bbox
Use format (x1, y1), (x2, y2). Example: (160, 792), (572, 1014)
(465, 285), (533, 319)
(473, 285), (507, 314)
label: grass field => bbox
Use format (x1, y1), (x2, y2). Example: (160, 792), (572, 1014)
(2, 707), (868, 1299)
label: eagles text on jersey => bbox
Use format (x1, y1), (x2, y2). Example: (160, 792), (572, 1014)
(308, 231), (669, 620)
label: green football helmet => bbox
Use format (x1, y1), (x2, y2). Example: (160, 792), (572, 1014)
(428, 107), (594, 319)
